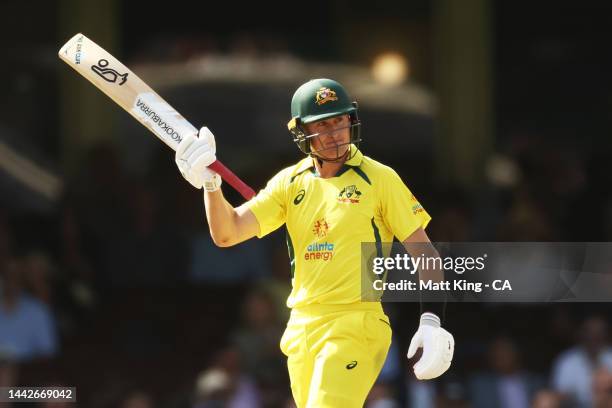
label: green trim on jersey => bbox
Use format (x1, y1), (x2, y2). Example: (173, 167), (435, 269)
(245, 146), (431, 308)
(286, 228), (296, 278)
(371, 218), (383, 258)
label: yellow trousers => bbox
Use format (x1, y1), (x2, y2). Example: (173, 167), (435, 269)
(280, 303), (392, 407)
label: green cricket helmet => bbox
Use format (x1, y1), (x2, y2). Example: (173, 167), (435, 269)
(287, 78), (361, 156)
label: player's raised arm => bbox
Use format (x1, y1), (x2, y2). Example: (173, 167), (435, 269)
(175, 127), (259, 247)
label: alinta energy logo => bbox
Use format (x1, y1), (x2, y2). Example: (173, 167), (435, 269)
(306, 218), (334, 261)
(338, 185), (362, 204)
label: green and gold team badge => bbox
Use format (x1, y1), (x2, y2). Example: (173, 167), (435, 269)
(315, 87), (338, 105)
(338, 185), (362, 203)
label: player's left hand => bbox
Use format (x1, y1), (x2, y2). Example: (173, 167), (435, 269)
(407, 312), (454, 380)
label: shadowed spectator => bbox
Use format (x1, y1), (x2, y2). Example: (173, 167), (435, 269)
(531, 390), (565, 408)
(188, 232), (270, 284)
(366, 382), (400, 408)
(592, 367), (612, 408)
(52, 205), (98, 337)
(497, 187), (556, 241)
(257, 244), (292, 322)
(437, 377), (470, 408)
(0, 212), (12, 272)
(105, 182), (189, 286)
(406, 378), (435, 408)
(469, 336), (545, 408)
(193, 347), (261, 408)
(194, 368), (232, 408)
(0, 259), (58, 361)
(121, 390), (156, 408)
(58, 205), (97, 305)
(68, 143), (130, 248)
(41, 401), (71, 408)
(21, 251), (54, 305)
(378, 336), (402, 385)
(232, 290), (287, 405)
(0, 351), (18, 408)
(552, 316), (612, 407)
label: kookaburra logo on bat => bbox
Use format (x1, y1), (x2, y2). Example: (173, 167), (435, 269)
(91, 59), (128, 85)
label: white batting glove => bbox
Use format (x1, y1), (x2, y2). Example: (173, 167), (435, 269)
(407, 312), (454, 380)
(175, 127), (222, 191)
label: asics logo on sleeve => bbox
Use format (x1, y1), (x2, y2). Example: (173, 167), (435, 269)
(294, 189), (306, 205)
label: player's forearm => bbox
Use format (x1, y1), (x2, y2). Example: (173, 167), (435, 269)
(416, 244), (445, 315)
(204, 189), (240, 247)
(402, 229), (445, 318)
(417, 244), (444, 283)
(402, 230), (444, 283)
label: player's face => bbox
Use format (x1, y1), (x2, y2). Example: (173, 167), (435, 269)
(306, 115), (351, 160)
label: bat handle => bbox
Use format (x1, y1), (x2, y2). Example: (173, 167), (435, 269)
(208, 160), (256, 200)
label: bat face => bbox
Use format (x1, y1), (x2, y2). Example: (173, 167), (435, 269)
(59, 33), (256, 200)
(58, 33), (196, 150)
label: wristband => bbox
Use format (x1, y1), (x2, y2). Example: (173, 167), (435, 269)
(420, 301), (446, 323)
(420, 311), (441, 328)
(203, 173), (222, 192)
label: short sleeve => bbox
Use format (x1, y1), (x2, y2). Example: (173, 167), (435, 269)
(244, 169), (290, 238)
(380, 167), (431, 242)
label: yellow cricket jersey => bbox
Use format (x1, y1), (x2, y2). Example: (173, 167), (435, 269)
(245, 147), (431, 308)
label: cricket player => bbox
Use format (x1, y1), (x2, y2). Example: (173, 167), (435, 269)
(175, 78), (454, 407)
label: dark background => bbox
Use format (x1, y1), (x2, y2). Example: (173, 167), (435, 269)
(1, 1), (611, 407)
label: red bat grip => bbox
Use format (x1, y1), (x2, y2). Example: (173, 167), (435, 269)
(208, 160), (256, 200)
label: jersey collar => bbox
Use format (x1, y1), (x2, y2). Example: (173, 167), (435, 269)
(343, 145), (364, 167)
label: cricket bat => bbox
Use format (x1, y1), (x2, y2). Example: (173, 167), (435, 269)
(58, 33), (256, 200)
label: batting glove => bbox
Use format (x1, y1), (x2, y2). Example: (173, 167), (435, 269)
(407, 312), (454, 380)
(175, 127), (222, 191)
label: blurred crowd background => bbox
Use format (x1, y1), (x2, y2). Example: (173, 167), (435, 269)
(1, 0), (612, 407)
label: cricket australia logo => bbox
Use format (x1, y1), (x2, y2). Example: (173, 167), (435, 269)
(337, 185), (362, 204)
(91, 59), (128, 85)
(312, 218), (330, 238)
(315, 87), (338, 105)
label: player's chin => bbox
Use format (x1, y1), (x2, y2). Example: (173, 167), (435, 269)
(316, 145), (350, 161)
